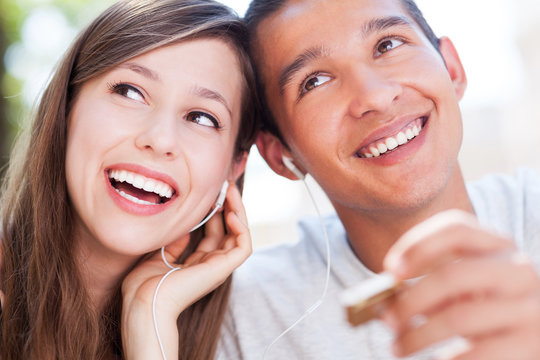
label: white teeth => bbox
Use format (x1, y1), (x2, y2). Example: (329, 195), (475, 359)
(133, 175), (145, 189)
(405, 128), (414, 140)
(119, 170), (127, 182)
(359, 117), (425, 158)
(369, 146), (380, 157)
(385, 137), (398, 150)
(116, 190), (158, 206)
(108, 169), (175, 202)
(143, 180), (156, 193)
(396, 132), (407, 145)
(154, 183), (164, 197)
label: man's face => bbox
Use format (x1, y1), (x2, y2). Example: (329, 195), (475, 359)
(254, 0), (467, 215)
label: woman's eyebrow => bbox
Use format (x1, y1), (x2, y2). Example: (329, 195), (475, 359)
(191, 85), (232, 118)
(118, 62), (161, 82)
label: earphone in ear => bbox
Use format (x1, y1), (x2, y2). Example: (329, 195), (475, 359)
(282, 155), (305, 180)
(190, 180), (229, 232)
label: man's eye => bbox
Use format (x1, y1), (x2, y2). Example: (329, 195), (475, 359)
(110, 83), (145, 103)
(376, 38), (405, 56)
(301, 74), (332, 95)
(187, 111), (220, 129)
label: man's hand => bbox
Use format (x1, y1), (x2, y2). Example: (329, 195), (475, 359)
(383, 210), (540, 359)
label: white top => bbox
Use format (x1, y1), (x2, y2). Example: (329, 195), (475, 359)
(217, 169), (540, 360)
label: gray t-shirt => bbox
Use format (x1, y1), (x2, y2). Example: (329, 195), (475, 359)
(217, 169), (540, 359)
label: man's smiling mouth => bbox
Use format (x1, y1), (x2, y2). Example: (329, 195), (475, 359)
(108, 169), (175, 205)
(356, 117), (427, 158)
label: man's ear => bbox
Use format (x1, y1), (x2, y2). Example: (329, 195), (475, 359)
(439, 36), (467, 100)
(229, 151), (248, 182)
(255, 131), (304, 180)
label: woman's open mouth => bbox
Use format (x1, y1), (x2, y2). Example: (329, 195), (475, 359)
(108, 169), (176, 206)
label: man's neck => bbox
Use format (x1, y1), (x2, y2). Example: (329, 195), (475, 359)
(334, 166), (474, 273)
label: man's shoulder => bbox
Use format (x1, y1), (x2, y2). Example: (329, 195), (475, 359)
(467, 168), (540, 247)
(467, 168), (540, 195)
(467, 168), (539, 210)
(232, 213), (344, 291)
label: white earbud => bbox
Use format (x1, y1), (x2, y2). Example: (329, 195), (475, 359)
(190, 180), (229, 232)
(215, 180), (229, 209)
(282, 155), (305, 180)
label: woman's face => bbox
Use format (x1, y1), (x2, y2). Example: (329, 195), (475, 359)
(65, 38), (246, 258)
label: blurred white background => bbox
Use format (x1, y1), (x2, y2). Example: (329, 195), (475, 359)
(5, 0), (540, 247)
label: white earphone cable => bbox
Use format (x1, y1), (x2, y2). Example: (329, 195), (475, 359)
(152, 182), (227, 360)
(152, 260), (181, 360)
(263, 177), (331, 359)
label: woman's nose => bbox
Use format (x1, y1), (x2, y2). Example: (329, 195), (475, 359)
(134, 110), (181, 159)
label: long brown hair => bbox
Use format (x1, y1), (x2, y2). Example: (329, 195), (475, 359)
(0, 0), (258, 359)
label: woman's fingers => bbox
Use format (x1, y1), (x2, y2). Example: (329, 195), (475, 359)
(194, 212), (225, 253)
(161, 234), (190, 263)
(184, 182), (251, 266)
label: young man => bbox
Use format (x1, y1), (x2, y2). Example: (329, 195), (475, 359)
(218, 0), (540, 359)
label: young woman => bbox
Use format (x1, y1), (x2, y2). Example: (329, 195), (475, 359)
(0, 0), (258, 359)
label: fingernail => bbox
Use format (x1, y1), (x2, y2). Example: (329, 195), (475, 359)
(385, 255), (407, 278)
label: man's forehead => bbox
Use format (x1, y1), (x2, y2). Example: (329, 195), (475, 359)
(252, 0), (412, 83)
(255, 0), (409, 33)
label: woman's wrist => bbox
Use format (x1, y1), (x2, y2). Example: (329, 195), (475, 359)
(122, 295), (183, 360)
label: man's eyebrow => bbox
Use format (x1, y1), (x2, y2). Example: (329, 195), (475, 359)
(362, 16), (413, 39)
(191, 85), (232, 118)
(278, 46), (329, 95)
(276, 17), (412, 96)
(118, 63), (161, 82)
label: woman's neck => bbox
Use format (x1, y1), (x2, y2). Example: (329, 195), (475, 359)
(73, 227), (140, 311)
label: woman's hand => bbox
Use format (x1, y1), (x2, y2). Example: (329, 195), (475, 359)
(382, 210), (540, 360)
(121, 182), (252, 360)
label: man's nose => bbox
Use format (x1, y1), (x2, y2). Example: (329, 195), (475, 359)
(347, 65), (402, 119)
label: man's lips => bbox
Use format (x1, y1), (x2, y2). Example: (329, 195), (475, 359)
(356, 116), (428, 158)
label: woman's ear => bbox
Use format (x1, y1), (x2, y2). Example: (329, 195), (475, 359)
(439, 36), (467, 100)
(255, 131), (305, 180)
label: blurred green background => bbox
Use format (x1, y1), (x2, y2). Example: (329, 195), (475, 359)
(0, 0), (113, 179)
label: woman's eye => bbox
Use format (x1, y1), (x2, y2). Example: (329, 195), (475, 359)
(110, 83), (145, 103)
(376, 38), (405, 56)
(301, 74), (332, 95)
(187, 111), (220, 129)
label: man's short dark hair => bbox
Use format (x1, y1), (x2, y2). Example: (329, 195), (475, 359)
(244, 0), (440, 143)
